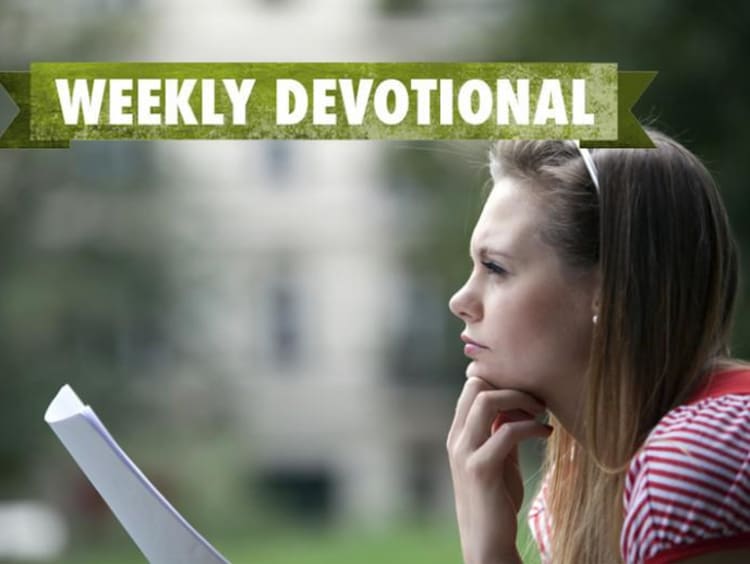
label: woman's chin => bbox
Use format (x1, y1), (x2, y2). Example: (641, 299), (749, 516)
(465, 361), (517, 390)
(465, 361), (495, 383)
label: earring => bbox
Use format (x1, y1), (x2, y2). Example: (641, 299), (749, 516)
(593, 314), (598, 325)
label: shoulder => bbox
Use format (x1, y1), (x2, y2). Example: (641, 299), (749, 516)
(622, 394), (750, 563)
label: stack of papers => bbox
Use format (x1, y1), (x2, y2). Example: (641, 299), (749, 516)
(44, 384), (230, 564)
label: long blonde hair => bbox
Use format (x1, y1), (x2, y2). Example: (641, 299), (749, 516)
(490, 131), (741, 563)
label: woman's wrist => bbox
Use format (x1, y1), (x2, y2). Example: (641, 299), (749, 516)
(470, 547), (522, 564)
(494, 551), (523, 564)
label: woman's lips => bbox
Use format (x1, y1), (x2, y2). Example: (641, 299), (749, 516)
(461, 333), (488, 357)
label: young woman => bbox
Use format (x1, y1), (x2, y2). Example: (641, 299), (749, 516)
(446, 131), (750, 563)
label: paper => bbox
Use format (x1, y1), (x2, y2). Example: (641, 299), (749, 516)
(45, 384), (230, 564)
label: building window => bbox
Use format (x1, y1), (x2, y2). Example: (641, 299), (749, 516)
(379, 0), (426, 15)
(256, 0), (293, 9)
(389, 273), (446, 383)
(264, 140), (293, 186)
(73, 141), (152, 188)
(270, 280), (300, 364)
(260, 260), (304, 368)
(255, 467), (334, 524)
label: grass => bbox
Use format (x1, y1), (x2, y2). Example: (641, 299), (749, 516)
(56, 519), (541, 564)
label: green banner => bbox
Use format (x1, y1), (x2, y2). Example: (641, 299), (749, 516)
(0, 62), (655, 148)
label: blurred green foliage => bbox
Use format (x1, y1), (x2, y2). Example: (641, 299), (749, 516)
(389, 0), (750, 394)
(385, 141), (488, 388)
(0, 146), (171, 491)
(0, 1), (176, 498)
(492, 0), (750, 357)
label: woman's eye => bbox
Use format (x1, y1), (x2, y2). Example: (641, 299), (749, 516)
(481, 260), (507, 276)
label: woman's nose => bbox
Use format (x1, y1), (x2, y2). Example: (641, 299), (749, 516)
(449, 281), (482, 323)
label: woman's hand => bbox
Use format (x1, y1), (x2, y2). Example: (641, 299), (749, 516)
(447, 376), (551, 564)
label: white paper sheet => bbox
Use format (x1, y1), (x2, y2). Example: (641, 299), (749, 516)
(45, 384), (230, 564)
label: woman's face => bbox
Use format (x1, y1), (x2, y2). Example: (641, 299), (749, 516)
(449, 176), (598, 407)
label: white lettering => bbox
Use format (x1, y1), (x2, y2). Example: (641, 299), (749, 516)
(410, 79), (437, 125)
(109, 79), (133, 126)
(223, 79), (255, 125)
(457, 79), (493, 125)
(55, 79), (107, 125)
(201, 79), (223, 125)
(312, 79), (337, 125)
(373, 79), (408, 125)
(534, 79), (567, 125)
(339, 78), (373, 125)
(277, 79), (308, 125)
(572, 79), (594, 125)
(497, 79), (529, 125)
(164, 79), (197, 125)
(137, 79), (161, 125)
(439, 79), (453, 125)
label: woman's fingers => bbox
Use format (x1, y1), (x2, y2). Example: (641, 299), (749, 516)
(491, 409), (535, 435)
(462, 389), (546, 448)
(475, 419), (553, 470)
(447, 382), (550, 563)
(447, 377), (492, 447)
(503, 445), (524, 513)
(466, 420), (552, 486)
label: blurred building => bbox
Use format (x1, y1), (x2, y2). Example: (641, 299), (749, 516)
(145, 0), (490, 526)
(0, 0), (495, 533)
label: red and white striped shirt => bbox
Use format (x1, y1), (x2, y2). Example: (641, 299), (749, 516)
(528, 368), (750, 564)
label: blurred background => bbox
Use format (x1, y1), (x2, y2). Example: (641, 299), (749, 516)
(0, 1), (748, 563)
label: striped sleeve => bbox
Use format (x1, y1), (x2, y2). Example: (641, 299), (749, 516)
(621, 395), (750, 564)
(528, 474), (552, 564)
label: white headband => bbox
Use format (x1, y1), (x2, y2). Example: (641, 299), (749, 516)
(575, 140), (600, 194)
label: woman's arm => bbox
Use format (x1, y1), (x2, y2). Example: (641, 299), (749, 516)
(447, 376), (550, 564)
